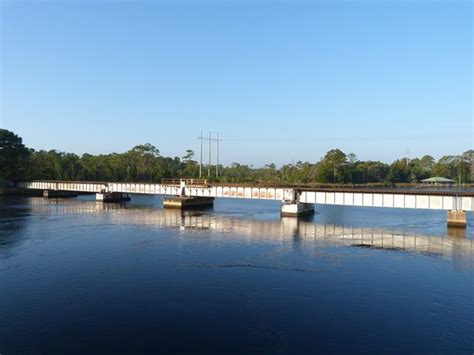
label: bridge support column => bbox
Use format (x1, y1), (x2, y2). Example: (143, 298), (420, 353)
(96, 192), (131, 203)
(43, 190), (78, 198)
(447, 210), (466, 228)
(163, 196), (214, 210)
(281, 202), (314, 217)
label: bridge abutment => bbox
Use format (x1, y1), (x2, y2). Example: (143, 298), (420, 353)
(281, 202), (315, 217)
(96, 192), (131, 203)
(447, 210), (467, 228)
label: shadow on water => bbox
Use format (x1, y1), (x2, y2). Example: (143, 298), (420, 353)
(0, 196), (34, 254)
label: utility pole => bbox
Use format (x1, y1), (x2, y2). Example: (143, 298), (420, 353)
(199, 130), (203, 178)
(208, 131), (211, 177)
(406, 147), (410, 168)
(471, 152), (474, 182)
(215, 132), (221, 177)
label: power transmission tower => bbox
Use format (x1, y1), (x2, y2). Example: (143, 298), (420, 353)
(197, 130), (222, 178)
(214, 132), (222, 177)
(197, 131), (204, 178)
(208, 131), (212, 177)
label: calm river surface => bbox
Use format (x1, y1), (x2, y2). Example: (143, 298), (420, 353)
(0, 195), (473, 354)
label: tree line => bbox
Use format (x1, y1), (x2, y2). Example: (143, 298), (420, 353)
(1, 129), (472, 185)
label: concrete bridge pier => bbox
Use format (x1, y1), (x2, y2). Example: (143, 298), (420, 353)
(163, 180), (214, 210)
(96, 192), (131, 203)
(447, 210), (467, 228)
(163, 196), (214, 209)
(280, 189), (315, 218)
(43, 190), (78, 198)
(281, 202), (315, 217)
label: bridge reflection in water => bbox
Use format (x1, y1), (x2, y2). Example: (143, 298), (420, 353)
(27, 198), (473, 263)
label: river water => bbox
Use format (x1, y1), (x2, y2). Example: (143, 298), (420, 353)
(0, 195), (473, 354)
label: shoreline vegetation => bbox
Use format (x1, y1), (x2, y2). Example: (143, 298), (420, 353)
(1, 129), (472, 191)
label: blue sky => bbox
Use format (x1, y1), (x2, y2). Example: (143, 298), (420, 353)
(1, 0), (472, 166)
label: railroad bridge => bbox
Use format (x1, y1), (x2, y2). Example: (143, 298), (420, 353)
(17, 179), (474, 228)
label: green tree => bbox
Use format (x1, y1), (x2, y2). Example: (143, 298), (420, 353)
(2, 129), (472, 186)
(182, 149), (197, 178)
(432, 156), (457, 180)
(0, 129), (31, 181)
(316, 149), (347, 183)
(387, 159), (409, 183)
(128, 143), (160, 181)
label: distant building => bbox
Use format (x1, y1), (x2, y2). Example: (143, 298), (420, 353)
(421, 177), (455, 186)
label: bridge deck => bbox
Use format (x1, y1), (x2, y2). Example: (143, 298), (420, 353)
(17, 180), (474, 212)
